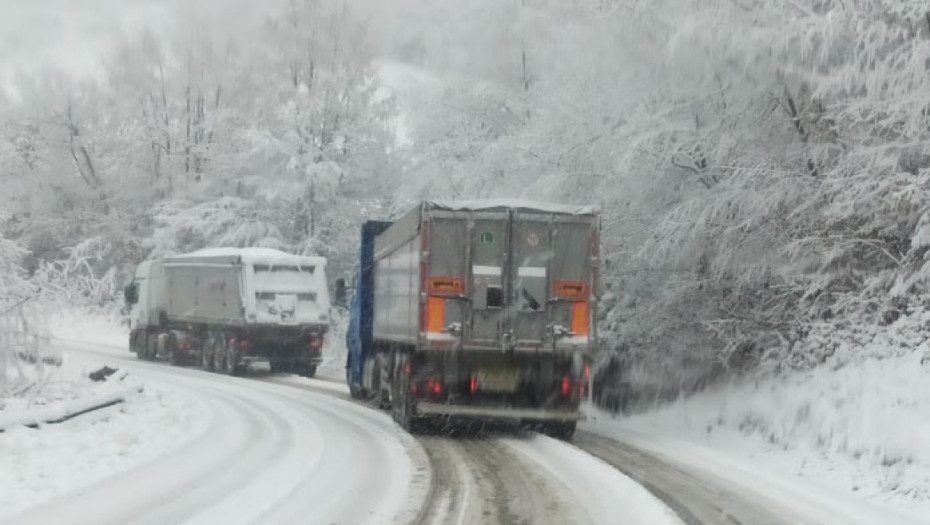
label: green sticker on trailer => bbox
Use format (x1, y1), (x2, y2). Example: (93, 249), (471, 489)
(479, 231), (494, 244)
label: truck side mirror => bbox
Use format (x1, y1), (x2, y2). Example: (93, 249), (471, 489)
(124, 283), (139, 305)
(334, 278), (347, 307)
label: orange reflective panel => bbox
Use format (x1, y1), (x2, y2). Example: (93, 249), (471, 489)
(554, 280), (588, 300)
(427, 296), (445, 333)
(571, 302), (589, 336)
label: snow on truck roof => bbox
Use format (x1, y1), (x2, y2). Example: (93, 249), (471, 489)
(173, 247), (327, 267)
(425, 199), (599, 215)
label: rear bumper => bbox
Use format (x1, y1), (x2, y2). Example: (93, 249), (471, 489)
(415, 402), (583, 422)
(245, 323), (329, 343)
(244, 355), (323, 365)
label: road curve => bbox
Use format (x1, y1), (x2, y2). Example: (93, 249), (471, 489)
(37, 341), (808, 525)
(278, 371), (810, 525)
(264, 378), (682, 525)
(9, 344), (429, 525)
(572, 431), (794, 525)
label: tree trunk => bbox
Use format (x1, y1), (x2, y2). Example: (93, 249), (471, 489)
(185, 82), (191, 175)
(66, 100), (102, 189)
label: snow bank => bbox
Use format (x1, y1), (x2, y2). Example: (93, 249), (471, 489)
(0, 378), (140, 431)
(0, 350), (210, 519)
(586, 309), (930, 523)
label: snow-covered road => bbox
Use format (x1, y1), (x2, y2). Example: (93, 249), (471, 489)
(6, 343), (429, 525)
(411, 434), (683, 525)
(265, 375), (683, 525)
(6, 335), (876, 525)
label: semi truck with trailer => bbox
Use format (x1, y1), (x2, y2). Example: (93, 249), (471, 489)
(124, 248), (331, 377)
(346, 200), (598, 439)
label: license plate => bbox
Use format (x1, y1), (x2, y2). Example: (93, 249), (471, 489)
(476, 367), (520, 392)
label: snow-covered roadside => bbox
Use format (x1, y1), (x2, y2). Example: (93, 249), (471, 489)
(585, 314), (930, 524)
(0, 314), (211, 520)
(47, 309), (128, 350)
(0, 373), (141, 431)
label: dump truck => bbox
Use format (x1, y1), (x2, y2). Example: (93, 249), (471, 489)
(346, 200), (598, 438)
(125, 248), (331, 377)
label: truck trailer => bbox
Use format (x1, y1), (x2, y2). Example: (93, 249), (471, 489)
(346, 200), (598, 439)
(125, 248), (331, 377)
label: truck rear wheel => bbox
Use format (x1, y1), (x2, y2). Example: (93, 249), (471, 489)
(298, 364), (316, 378)
(541, 422), (576, 441)
(225, 339), (240, 376)
(130, 330), (142, 354)
(348, 380), (363, 399)
(145, 333), (158, 361)
(392, 391), (414, 433)
(202, 336), (215, 371)
(391, 364), (422, 434)
(347, 359), (364, 399)
(213, 335), (227, 374)
(168, 334), (179, 366)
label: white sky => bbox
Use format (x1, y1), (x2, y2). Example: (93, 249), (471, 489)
(0, 0), (288, 95)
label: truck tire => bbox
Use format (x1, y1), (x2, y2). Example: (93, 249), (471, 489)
(168, 334), (179, 366)
(542, 421), (576, 441)
(202, 336), (215, 371)
(213, 335), (227, 374)
(348, 381), (363, 399)
(225, 338), (240, 376)
(145, 333), (158, 361)
(347, 359), (364, 399)
(134, 330), (145, 359)
(391, 362), (422, 434)
(298, 364), (316, 378)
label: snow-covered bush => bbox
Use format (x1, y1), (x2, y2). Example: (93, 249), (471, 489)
(148, 196), (291, 258)
(0, 226), (54, 398)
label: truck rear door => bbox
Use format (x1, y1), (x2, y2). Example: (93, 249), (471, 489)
(467, 212), (510, 345)
(423, 210), (511, 348)
(509, 212), (551, 346)
(424, 208), (595, 350)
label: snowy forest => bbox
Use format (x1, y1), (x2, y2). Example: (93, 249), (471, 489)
(2, 0), (929, 402)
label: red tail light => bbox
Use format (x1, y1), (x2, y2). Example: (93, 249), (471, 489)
(239, 339), (252, 350)
(469, 374), (477, 395)
(308, 337), (323, 350)
(404, 362), (412, 376)
(560, 375), (572, 397)
(426, 378), (442, 396)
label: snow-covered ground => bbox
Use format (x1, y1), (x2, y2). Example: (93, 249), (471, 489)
(0, 349), (210, 519)
(585, 311), (930, 525)
(5, 309), (430, 525)
(15, 307), (930, 524)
